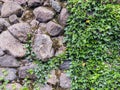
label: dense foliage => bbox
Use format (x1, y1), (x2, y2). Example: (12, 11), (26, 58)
(65, 0), (120, 89)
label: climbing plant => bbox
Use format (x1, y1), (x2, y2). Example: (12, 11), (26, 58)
(65, 0), (120, 89)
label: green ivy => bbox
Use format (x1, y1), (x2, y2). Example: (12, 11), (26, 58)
(65, 0), (120, 89)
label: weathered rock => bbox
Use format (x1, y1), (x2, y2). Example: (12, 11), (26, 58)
(9, 14), (19, 24)
(30, 19), (39, 30)
(60, 73), (71, 89)
(8, 23), (32, 42)
(28, 0), (43, 8)
(60, 60), (71, 70)
(14, 0), (28, 5)
(59, 8), (69, 26)
(44, 0), (50, 6)
(0, 31), (26, 57)
(0, 0), (13, 3)
(0, 68), (17, 81)
(0, 18), (10, 33)
(46, 21), (63, 36)
(1, 1), (23, 17)
(0, 55), (20, 67)
(6, 83), (23, 90)
(33, 34), (54, 61)
(18, 63), (37, 79)
(33, 6), (55, 22)
(0, 48), (4, 56)
(0, 2), (2, 15)
(40, 84), (53, 90)
(47, 70), (59, 85)
(50, 0), (61, 12)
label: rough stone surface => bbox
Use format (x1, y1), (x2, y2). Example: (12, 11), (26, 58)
(8, 23), (32, 42)
(60, 60), (71, 70)
(14, 0), (28, 5)
(59, 8), (69, 26)
(60, 73), (71, 89)
(0, 18), (10, 33)
(40, 84), (53, 90)
(18, 63), (36, 79)
(1, 1), (23, 17)
(0, 31), (26, 57)
(0, 68), (17, 81)
(0, 55), (20, 67)
(9, 14), (19, 24)
(6, 83), (23, 90)
(30, 19), (39, 29)
(0, 48), (4, 56)
(0, 2), (2, 15)
(28, 0), (43, 7)
(55, 46), (66, 56)
(47, 70), (59, 85)
(50, 0), (61, 12)
(46, 21), (63, 36)
(33, 6), (55, 22)
(33, 34), (54, 61)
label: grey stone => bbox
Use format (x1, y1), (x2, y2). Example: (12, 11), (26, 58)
(60, 73), (71, 89)
(60, 60), (71, 70)
(46, 21), (63, 36)
(8, 23), (32, 42)
(0, 48), (4, 56)
(9, 14), (19, 24)
(40, 84), (52, 90)
(18, 63), (37, 79)
(14, 0), (28, 5)
(0, 31), (26, 57)
(0, 55), (20, 68)
(32, 34), (54, 61)
(0, 2), (2, 15)
(0, 68), (17, 81)
(0, 18), (10, 33)
(6, 83), (23, 90)
(28, 0), (43, 8)
(30, 19), (39, 30)
(59, 8), (69, 26)
(33, 6), (55, 22)
(50, 0), (61, 12)
(47, 70), (59, 85)
(1, 1), (23, 17)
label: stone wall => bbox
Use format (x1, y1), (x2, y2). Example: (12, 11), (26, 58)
(0, 0), (70, 90)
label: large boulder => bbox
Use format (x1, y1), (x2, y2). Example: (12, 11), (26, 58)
(59, 8), (69, 26)
(0, 55), (20, 68)
(46, 21), (63, 36)
(1, 1), (23, 17)
(0, 68), (17, 81)
(32, 34), (54, 61)
(50, 0), (61, 12)
(0, 18), (10, 33)
(8, 23), (32, 42)
(33, 6), (55, 22)
(6, 83), (23, 90)
(0, 31), (26, 57)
